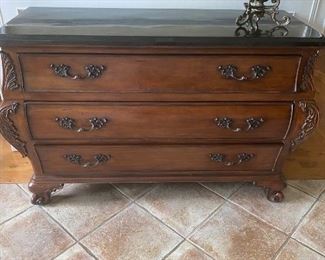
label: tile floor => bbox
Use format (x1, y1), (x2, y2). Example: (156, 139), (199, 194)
(0, 181), (324, 260)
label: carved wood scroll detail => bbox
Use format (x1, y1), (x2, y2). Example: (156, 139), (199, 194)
(299, 50), (320, 92)
(291, 101), (319, 151)
(0, 102), (27, 157)
(0, 51), (22, 91)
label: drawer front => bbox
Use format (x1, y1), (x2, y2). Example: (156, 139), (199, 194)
(36, 144), (283, 176)
(27, 103), (293, 141)
(20, 54), (300, 93)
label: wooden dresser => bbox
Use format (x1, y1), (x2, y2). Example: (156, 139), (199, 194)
(0, 8), (324, 204)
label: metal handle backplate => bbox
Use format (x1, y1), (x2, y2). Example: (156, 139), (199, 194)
(215, 117), (264, 132)
(218, 65), (271, 81)
(64, 154), (110, 168)
(210, 153), (255, 166)
(56, 117), (109, 133)
(50, 64), (105, 80)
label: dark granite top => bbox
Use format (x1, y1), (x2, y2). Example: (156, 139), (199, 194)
(0, 7), (324, 46)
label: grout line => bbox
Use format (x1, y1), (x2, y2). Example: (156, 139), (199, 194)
(50, 242), (78, 260)
(272, 238), (290, 260)
(112, 183), (158, 202)
(161, 237), (217, 260)
(0, 205), (34, 226)
(289, 197), (325, 257)
(226, 198), (288, 235)
(38, 183), (134, 243)
(227, 183), (319, 235)
(77, 241), (99, 260)
(69, 183), (159, 242)
(41, 198), (134, 246)
(318, 189), (325, 201)
(81, 182), (224, 260)
(271, 194), (321, 260)
(15, 183), (32, 200)
(39, 206), (79, 243)
(199, 182), (244, 200)
(287, 182), (325, 199)
(134, 184), (160, 201)
(185, 199), (227, 239)
(134, 200), (186, 239)
(184, 238), (217, 260)
(290, 237), (325, 258)
(76, 199), (134, 241)
(77, 202), (136, 258)
(226, 184), (289, 234)
(7, 182), (324, 259)
(131, 184), (231, 259)
(161, 238), (186, 260)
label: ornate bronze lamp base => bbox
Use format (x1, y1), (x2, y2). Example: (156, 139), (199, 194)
(236, 0), (291, 32)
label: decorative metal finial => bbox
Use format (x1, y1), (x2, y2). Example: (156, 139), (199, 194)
(236, 0), (291, 32)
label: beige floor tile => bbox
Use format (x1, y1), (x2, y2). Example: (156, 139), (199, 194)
(293, 200), (325, 255)
(200, 182), (242, 198)
(165, 241), (213, 260)
(288, 180), (325, 198)
(0, 207), (74, 259)
(81, 204), (182, 260)
(137, 183), (224, 236)
(55, 244), (95, 260)
(43, 184), (130, 239)
(113, 183), (155, 199)
(190, 203), (287, 260)
(276, 239), (324, 260)
(230, 184), (315, 234)
(0, 184), (30, 223)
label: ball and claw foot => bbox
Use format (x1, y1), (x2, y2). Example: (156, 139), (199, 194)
(29, 183), (64, 205)
(266, 189), (284, 203)
(31, 192), (51, 205)
(253, 179), (286, 203)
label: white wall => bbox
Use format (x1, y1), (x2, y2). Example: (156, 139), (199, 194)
(312, 0), (325, 33)
(0, 0), (324, 32)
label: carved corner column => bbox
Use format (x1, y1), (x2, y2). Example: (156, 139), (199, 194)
(0, 50), (27, 157)
(0, 102), (27, 157)
(291, 101), (320, 151)
(1, 51), (23, 94)
(299, 50), (320, 92)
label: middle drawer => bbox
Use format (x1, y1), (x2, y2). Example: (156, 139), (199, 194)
(26, 102), (293, 141)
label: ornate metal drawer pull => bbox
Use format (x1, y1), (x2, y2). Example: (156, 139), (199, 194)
(210, 153), (255, 166)
(64, 154), (110, 168)
(215, 117), (264, 132)
(56, 117), (109, 132)
(50, 64), (105, 80)
(218, 65), (271, 81)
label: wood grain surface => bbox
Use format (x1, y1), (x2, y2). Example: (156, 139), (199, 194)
(0, 52), (324, 183)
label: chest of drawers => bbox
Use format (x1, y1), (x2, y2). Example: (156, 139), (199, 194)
(0, 8), (324, 204)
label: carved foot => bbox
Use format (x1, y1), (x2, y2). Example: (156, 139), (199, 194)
(31, 192), (51, 205)
(254, 178), (286, 203)
(265, 189), (284, 203)
(28, 180), (64, 205)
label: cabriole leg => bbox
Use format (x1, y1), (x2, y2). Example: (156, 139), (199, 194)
(28, 179), (64, 205)
(254, 177), (286, 203)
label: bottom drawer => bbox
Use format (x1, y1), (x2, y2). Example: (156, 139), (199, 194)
(36, 144), (283, 176)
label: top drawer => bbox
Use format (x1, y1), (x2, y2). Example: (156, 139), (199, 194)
(19, 54), (301, 93)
